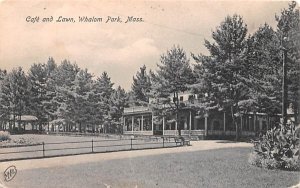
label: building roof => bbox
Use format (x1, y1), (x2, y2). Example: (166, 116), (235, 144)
(123, 106), (152, 115)
(10, 115), (38, 121)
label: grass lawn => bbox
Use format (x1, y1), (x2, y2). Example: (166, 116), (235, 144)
(4, 134), (120, 144)
(3, 142), (299, 188)
(0, 134), (177, 161)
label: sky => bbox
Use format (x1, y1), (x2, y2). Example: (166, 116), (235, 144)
(0, 0), (294, 90)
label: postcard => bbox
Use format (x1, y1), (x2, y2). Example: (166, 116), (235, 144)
(0, 0), (299, 187)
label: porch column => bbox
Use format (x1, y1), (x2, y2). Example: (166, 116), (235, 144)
(131, 116), (134, 134)
(151, 112), (154, 134)
(240, 115), (243, 133)
(189, 111), (192, 137)
(141, 115), (144, 132)
(163, 116), (165, 135)
(259, 118), (262, 131)
(254, 114), (256, 132)
(123, 116), (126, 132)
(223, 111), (226, 132)
(175, 121), (178, 136)
(204, 113), (208, 137)
(184, 117), (187, 130)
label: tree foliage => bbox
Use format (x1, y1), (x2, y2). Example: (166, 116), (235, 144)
(131, 65), (151, 105)
(192, 14), (251, 139)
(0, 67), (29, 128)
(275, 1), (300, 123)
(149, 46), (195, 132)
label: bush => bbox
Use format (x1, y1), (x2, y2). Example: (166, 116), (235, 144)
(0, 131), (11, 141)
(283, 157), (300, 171)
(248, 152), (264, 167)
(249, 121), (300, 171)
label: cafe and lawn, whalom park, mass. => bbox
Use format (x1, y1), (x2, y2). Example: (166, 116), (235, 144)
(0, 1), (299, 188)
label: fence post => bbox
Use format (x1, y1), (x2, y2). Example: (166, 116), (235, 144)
(42, 142), (45, 157)
(92, 139), (94, 153)
(163, 137), (164, 148)
(130, 138), (132, 150)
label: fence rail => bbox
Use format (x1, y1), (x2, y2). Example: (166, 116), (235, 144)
(0, 137), (183, 162)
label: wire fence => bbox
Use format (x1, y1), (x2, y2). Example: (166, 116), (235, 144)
(0, 137), (184, 162)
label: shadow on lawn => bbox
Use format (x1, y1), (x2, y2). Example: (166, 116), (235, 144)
(215, 140), (238, 144)
(215, 138), (256, 144)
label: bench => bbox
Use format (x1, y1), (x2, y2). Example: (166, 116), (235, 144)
(183, 139), (190, 146)
(174, 137), (191, 146)
(175, 137), (183, 146)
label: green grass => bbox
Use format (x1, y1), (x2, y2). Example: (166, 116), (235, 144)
(0, 134), (177, 161)
(7, 146), (299, 188)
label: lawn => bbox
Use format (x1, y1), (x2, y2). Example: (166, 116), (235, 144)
(0, 134), (178, 161)
(2, 141), (299, 188)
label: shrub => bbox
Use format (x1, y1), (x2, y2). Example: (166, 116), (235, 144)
(250, 121), (300, 171)
(248, 152), (264, 167)
(283, 157), (300, 171)
(0, 131), (11, 141)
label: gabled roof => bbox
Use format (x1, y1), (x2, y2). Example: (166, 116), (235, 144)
(10, 115), (38, 121)
(123, 106), (152, 115)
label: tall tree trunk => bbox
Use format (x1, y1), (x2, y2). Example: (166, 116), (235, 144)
(173, 91), (181, 136)
(13, 114), (16, 130)
(294, 104), (298, 125)
(18, 115), (21, 131)
(231, 105), (238, 141)
(9, 121), (12, 131)
(297, 79), (300, 125)
(39, 122), (42, 132)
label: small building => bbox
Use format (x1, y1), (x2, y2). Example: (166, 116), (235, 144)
(122, 93), (283, 139)
(6, 115), (39, 133)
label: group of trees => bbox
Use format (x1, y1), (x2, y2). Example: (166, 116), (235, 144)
(0, 2), (298, 135)
(131, 2), (299, 138)
(193, 1), (299, 128)
(0, 59), (127, 133)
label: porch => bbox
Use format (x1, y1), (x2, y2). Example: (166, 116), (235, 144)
(122, 106), (279, 138)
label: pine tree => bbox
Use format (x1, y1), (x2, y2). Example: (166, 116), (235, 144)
(247, 24), (282, 115)
(28, 59), (57, 130)
(70, 69), (94, 132)
(0, 69), (8, 130)
(131, 65), (151, 105)
(150, 46), (195, 135)
(95, 72), (114, 133)
(0, 67), (30, 131)
(275, 1), (300, 123)
(42, 57), (58, 130)
(110, 86), (128, 133)
(49, 60), (80, 131)
(192, 15), (251, 140)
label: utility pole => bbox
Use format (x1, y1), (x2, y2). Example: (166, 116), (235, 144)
(282, 36), (288, 127)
